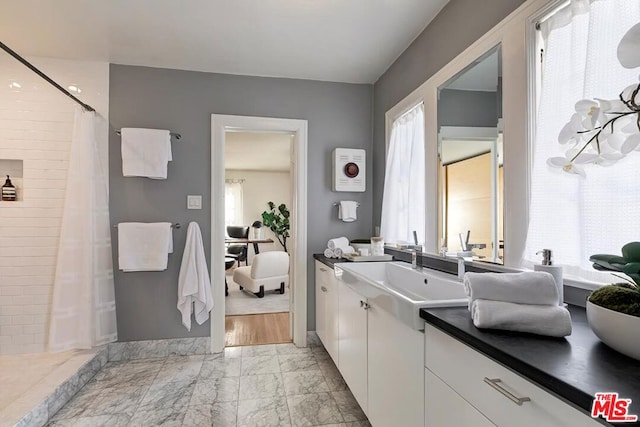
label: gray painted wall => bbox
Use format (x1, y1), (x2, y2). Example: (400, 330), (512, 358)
(438, 89), (498, 128)
(372, 0), (526, 227)
(109, 65), (372, 341)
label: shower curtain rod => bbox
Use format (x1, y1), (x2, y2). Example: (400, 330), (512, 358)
(0, 41), (96, 112)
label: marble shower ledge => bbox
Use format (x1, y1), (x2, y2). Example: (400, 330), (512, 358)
(0, 347), (108, 427)
(1, 337), (215, 427)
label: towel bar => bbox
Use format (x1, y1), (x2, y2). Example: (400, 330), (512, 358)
(333, 202), (360, 207)
(114, 223), (181, 229)
(115, 129), (182, 140)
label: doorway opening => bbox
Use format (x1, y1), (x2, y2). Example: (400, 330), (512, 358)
(224, 131), (293, 346)
(211, 115), (308, 353)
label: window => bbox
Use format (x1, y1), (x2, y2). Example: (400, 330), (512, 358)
(225, 180), (243, 229)
(525, 0), (640, 282)
(380, 103), (425, 245)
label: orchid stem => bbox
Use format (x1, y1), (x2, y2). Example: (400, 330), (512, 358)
(569, 111), (639, 162)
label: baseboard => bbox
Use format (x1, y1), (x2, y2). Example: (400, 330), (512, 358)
(107, 336), (211, 361)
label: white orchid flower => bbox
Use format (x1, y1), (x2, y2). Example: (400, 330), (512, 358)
(597, 98), (629, 113)
(549, 22), (640, 177)
(618, 23), (640, 69)
(622, 134), (640, 154)
(575, 99), (607, 128)
(558, 113), (584, 144)
(547, 157), (586, 176)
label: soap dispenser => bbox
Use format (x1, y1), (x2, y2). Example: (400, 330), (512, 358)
(2, 175), (16, 201)
(534, 249), (563, 305)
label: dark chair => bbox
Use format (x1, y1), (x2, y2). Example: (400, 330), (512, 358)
(226, 225), (250, 266)
(224, 257), (236, 297)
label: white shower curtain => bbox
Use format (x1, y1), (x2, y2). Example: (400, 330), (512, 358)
(380, 103), (425, 245)
(49, 107), (117, 352)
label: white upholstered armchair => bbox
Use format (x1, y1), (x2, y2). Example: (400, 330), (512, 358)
(232, 251), (289, 298)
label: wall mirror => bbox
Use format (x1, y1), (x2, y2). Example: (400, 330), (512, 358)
(437, 46), (504, 264)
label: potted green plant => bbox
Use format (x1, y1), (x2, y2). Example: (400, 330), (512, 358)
(261, 201), (290, 253)
(587, 242), (640, 360)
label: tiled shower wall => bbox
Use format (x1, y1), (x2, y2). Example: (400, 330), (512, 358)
(0, 55), (109, 355)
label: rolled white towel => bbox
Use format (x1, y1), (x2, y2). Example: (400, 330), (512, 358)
(471, 299), (572, 337)
(334, 246), (355, 258)
(327, 237), (349, 250)
(324, 248), (336, 258)
(463, 271), (558, 307)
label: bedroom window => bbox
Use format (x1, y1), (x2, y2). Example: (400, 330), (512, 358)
(224, 179), (244, 228)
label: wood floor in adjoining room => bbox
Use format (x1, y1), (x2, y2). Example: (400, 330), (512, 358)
(225, 312), (291, 347)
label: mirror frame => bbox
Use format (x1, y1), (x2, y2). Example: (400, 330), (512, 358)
(384, 0), (561, 267)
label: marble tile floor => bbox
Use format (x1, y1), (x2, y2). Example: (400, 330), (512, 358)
(47, 343), (370, 427)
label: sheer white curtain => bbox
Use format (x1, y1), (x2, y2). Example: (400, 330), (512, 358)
(381, 103), (425, 245)
(225, 180), (244, 227)
(49, 108), (117, 351)
(524, 0), (640, 280)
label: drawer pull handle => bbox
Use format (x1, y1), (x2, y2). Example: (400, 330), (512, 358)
(483, 377), (531, 406)
(319, 267), (327, 272)
(321, 286), (328, 293)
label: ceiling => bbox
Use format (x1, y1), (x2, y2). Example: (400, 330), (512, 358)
(441, 139), (494, 165)
(225, 132), (292, 172)
(0, 0), (449, 84)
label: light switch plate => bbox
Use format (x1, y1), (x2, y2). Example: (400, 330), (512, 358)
(187, 195), (202, 210)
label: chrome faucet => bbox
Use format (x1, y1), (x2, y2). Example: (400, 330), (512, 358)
(457, 257), (466, 279)
(411, 250), (423, 269)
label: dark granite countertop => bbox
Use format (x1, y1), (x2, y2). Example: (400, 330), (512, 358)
(420, 305), (640, 424)
(312, 254), (350, 268)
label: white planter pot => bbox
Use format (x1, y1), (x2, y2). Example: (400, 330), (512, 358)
(586, 301), (640, 361)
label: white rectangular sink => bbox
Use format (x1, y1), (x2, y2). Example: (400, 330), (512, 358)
(335, 262), (468, 330)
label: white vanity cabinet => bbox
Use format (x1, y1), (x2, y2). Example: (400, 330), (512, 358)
(337, 277), (368, 412)
(368, 298), (425, 427)
(424, 324), (602, 427)
(316, 260), (429, 426)
(314, 261), (339, 363)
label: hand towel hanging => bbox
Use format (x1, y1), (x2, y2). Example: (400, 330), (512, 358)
(178, 222), (214, 331)
(338, 201), (358, 222)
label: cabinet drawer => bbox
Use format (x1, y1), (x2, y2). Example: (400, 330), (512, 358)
(426, 368), (495, 427)
(425, 325), (600, 427)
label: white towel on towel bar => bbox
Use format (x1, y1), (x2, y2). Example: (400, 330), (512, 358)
(121, 128), (172, 179)
(471, 299), (572, 337)
(178, 222), (213, 331)
(338, 201), (358, 222)
(118, 222), (172, 271)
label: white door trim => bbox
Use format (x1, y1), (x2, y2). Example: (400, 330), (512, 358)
(210, 114), (308, 353)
